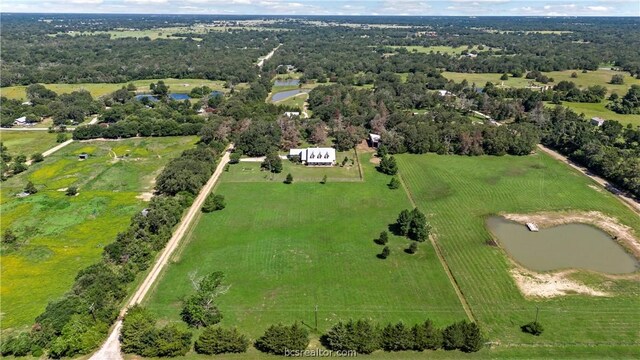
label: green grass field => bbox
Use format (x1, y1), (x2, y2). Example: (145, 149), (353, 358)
(397, 153), (640, 349)
(544, 101), (640, 127)
(0, 131), (58, 158)
(0, 136), (197, 331)
(50, 26), (287, 40)
(0, 78), (227, 100)
(144, 152), (468, 339)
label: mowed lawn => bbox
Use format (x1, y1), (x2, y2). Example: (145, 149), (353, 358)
(0, 131), (59, 158)
(0, 136), (196, 331)
(145, 153), (468, 338)
(544, 101), (640, 128)
(0, 78), (227, 100)
(397, 153), (640, 350)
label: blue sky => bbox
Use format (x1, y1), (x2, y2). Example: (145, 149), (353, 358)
(2, 0), (639, 16)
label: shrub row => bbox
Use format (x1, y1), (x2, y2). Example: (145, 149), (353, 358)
(0, 143), (221, 358)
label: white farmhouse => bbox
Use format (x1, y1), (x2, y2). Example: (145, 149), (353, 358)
(288, 147), (336, 166)
(14, 116), (28, 125)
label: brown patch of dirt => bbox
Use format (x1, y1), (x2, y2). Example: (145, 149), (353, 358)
(356, 140), (375, 153)
(503, 211), (640, 259)
(511, 268), (608, 298)
(136, 192), (154, 201)
(370, 157), (381, 165)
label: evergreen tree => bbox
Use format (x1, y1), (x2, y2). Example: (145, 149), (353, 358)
(323, 319), (380, 354)
(24, 181), (38, 194)
(379, 246), (390, 259)
(407, 242), (418, 254)
(377, 231), (389, 245)
(521, 321), (544, 336)
(378, 156), (398, 175)
(195, 327), (249, 355)
(413, 319), (442, 351)
(388, 176), (400, 189)
(462, 322), (483, 352)
(396, 209), (412, 236)
(442, 321), (466, 350)
(284, 173), (293, 184)
(380, 322), (414, 351)
(255, 323), (309, 355)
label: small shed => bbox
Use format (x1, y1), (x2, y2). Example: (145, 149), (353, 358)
(590, 117), (605, 127)
(78, 153), (89, 160)
(369, 133), (381, 148)
(14, 116), (27, 125)
(284, 111), (300, 118)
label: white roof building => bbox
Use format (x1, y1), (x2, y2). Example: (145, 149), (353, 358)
(14, 116), (27, 125)
(591, 117), (605, 126)
(437, 90), (454, 97)
(369, 133), (381, 148)
(288, 147), (336, 166)
(284, 111), (300, 118)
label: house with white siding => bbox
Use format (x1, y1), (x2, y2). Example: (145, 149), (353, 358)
(288, 147), (336, 166)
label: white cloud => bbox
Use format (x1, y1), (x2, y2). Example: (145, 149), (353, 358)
(124, 0), (169, 4)
(587, 5), (609, 11)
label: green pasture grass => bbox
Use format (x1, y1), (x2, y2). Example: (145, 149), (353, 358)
(144, 152), (467, 339)
(54, 26), (287, 40)
(1, 79), (227, 100)
(397, 152), (640, 347)
(0, 136), (196, 330)
(441, 72), (537, 87)
(273, 72), (304, 80)
(0, 131), (58, 158)
(390, 45), (494, 55)
(226, 151), (360, 183)
(544, 102), (640, 128)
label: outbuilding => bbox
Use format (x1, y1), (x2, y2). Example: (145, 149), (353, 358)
(369, 133), (381, 148)
(591, 117), (605, 127)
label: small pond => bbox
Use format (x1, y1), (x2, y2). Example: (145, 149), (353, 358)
(271, 89), (305, 103)
(486, 216), (638, 274)
(274, 79), (300, 86)
(169, 93), (191, 100)
(134, 94), (159, 102)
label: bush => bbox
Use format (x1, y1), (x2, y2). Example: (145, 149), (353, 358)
(610, 74), (624, 84)
(66, 186), (78, 196)
(396, 208), (430, 241)
(0, 332), (33, 357)
(376, 231), (389, 245)
(195, 327), (249, 355)
(121, 306), (192, 357)
(284, 173), (293, 184)
(388, 176), (400, 189)
(255, 323), (309, 355)
(443, 321), (483, 352)
(380, 322), (414, 351)
(25, 181), (38, 194)
(202, 194), (225, 212)
(407, 242), (418, 254)
(31, 153), (44, 163)
(521, 321), (544, 336)
(323, 319), (380, 354)
(378, 156), (398, 175)
(500, 73), (509, 81)
(2, 229), (18, 245)
(320, 175), (327, 184)
(378, 246), (390, 259)
(56, 132), (68, 143)
(181, 272), (226, 328)
(229, 151), (242, 164)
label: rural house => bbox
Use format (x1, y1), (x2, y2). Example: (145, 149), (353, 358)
(288, 147), (336, 166)
(14, 116), (27, 125)
(369, 133), (381, 148)
(284, 111), (300, 118)
(591, 117), (605, 126)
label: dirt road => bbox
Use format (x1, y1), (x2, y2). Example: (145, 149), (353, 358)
(25, 139), (74, 165)
(256, 43), (281, 68)
(537, 144), (640, 215)
(90, 144), (234, 360)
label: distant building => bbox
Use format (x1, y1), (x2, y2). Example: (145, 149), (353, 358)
(437, 90), (455, 97)
(288, 147), (336, 166)
(591, 117), (606, 127)
(14, 116), (27, 125)
(369, 133), (381, 148)
(78, 153), (89, 160)
(21, 101), (33, 106)
(284, 111), (300, 118)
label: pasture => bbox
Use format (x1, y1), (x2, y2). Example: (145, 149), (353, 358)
(544, 101), (640, 127)
(0, 136), (196, 330)
(397, 152), (640, 348)
(0, 78), (227, 100)
(0, 131), (58, 158)
(50, 26), (286, 40)
(144, 152), (468, 338)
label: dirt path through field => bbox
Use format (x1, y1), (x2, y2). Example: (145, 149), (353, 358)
(25, 139), (74, 165)
(89, 144), (233, 360)
(398, 174), (476, 323)
(537, 144), (640, 215)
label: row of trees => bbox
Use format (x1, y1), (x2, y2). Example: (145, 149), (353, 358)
(0, 143), (222, 358)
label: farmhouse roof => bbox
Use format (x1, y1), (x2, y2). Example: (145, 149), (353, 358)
(289, 147), (336, 164)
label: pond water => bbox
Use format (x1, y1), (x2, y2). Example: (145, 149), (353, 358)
(134, 94), (159, 102)
(274, 79), (300, 86)
(271, 89), (305, 102)
(169, 93), (191, 100)
(486, 216), (638, 274)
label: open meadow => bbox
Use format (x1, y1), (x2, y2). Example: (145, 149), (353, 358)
(0, 78), (228, 100)
(144, 152), (468, 340)
(0, 136), (196, 331)
(544, 101), (640, 127)
(397, 152), (640, 352)
(0, 131), (59, 157)
(390, 45), (494, 55)
(52, 25), (288, 40)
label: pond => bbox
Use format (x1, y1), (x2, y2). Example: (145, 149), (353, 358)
(486, 216), (638, 274)
(169, 93), (191, 100)
(274, 79), (300, 86)
(134, 94), (159, 102)
(271, 89), (305, 103)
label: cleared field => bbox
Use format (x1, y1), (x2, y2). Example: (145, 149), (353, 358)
(144, 152), (468, 339)
(544, 101), (640, 127)
(391, 45), (494, 54)
(0, 78), (227, 100)
(0, 136), (197, 330)
(274, 92), (308, 110)
(397, 153), (640, 348)
(50, 26), (286, 40)
(0, 131), (58, 157)
(443, 69), (640, 95)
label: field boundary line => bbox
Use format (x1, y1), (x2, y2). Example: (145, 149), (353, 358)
(398, 173), (476, 323)
(353, 147), (364, 181)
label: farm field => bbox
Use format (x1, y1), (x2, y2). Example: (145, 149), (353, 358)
(397, 152), (640, 348)
(0, 136), (196, 331)
(0, 131), (58, 158)
(51, 26), (287, 40)
(544, 101), (640, 127)
(144, 152), (468, 341)
(0, 78), (227, 100)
